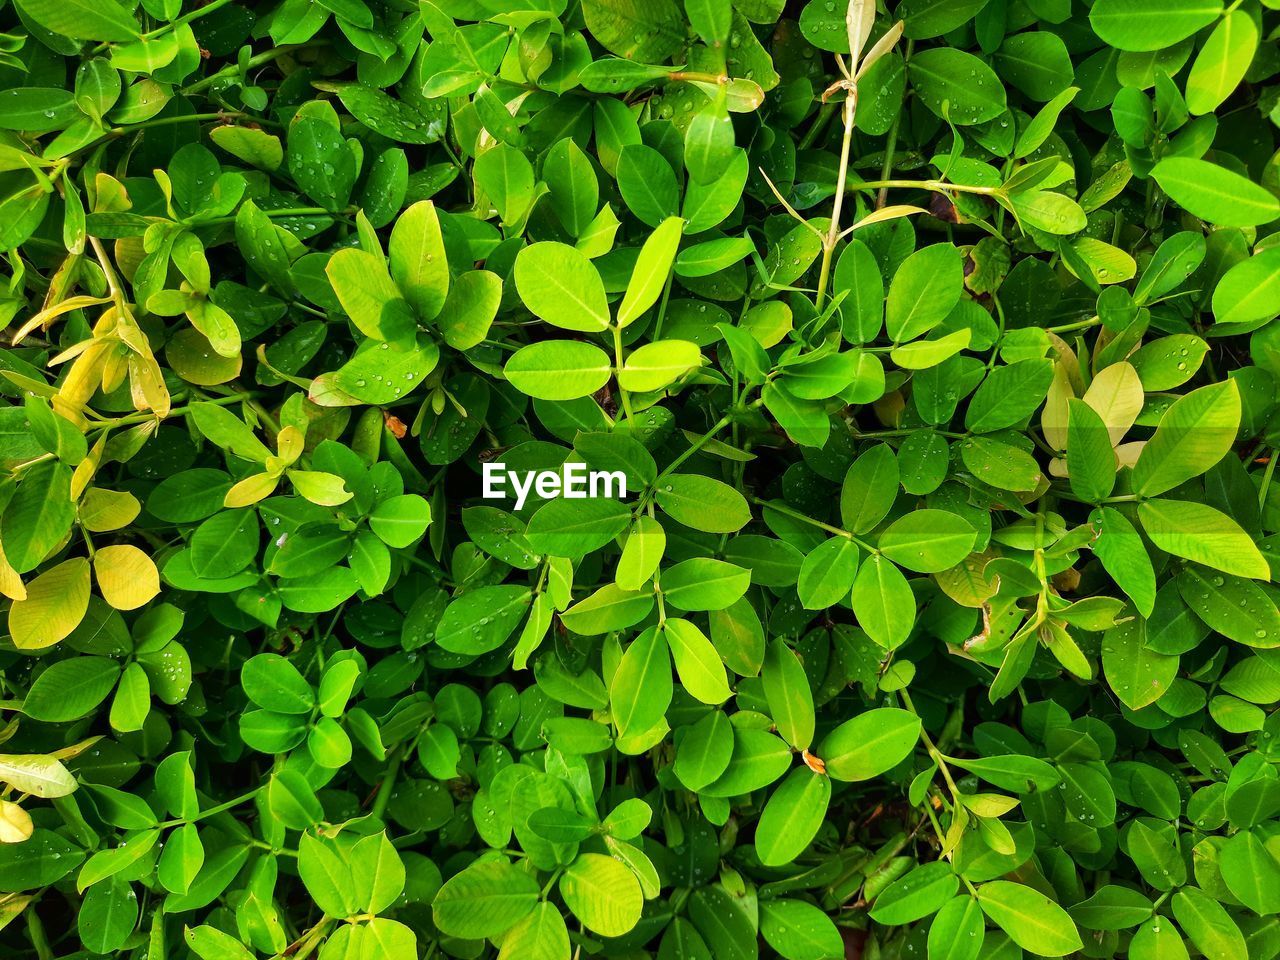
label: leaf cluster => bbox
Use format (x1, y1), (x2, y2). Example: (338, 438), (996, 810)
(0, 0), (1278, 958)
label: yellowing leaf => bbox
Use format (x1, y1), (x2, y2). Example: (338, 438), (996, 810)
(1082, 361), (1143, 446)
(94, 544), (160, 610)
(0, 753), (78, 798)
(7, 557), (91, 650)
(79, 488), (141, 533)
(0, 800), (33, 843)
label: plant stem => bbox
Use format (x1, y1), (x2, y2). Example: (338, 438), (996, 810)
(876, 40), (913, 210)
(159, 788), (260, 828)
(182, 46), (306, 96)
(145, 0), (238, 36)
(613, 324), (636, 426)
(855, 179), (998, 196)
(815, 93), (858, 309)
(655, 413), (733, 482)
(1258, 448), (1277, 511)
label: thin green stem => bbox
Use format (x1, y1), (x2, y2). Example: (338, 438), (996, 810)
(1045, 317), (1102, 335)
(1258, 448), (1277, 511)
(876, 40), (913, 210)
(855, 179), (999, 196)
(748, 495), (877, 552)
(98, 392), (256, 429)
(613, 325), (636, 426)
(159, 788), (260, 829)
(655, 413), (734, 483)
(145, 0), (238, 36)
(182, 45), (306, 96)
(815, 95), (858, 309)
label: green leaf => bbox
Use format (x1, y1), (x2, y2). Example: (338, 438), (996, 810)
(0, 460), (73, 573)
(1005, 190), (1087, 234)
(871, 861), (959, 925)
(241, 654), (314, 715)
(184, 925), (254, 960)
(1090, 0), (1223, 52)
(515, 242), (610, 332)
(834, 238), (884, 343)
(928, 896), (985, 960)
(561, 583), (653, 635)
(702, 728), (791, 797)
(616, 515), (665, 591)
(433, 860), (540, 939)
(664, 619), (731, 704)
(1092, 506), (1158, 617)
(297, 833), (355, 919)
(1067, 399), (1117, 502)
(762, 638), (816, 750)
(619, 339), (701, 392)
(617, 217), (683, 328)
(369, 495), (432, 548)
(1218, 831), (1280, 916)
(1129, 917), (1190, 960)
(497, 903), (570, 960)
(878, 510), (976, 573)
(661, 558), (750, 612)
(840, 444), (899, 534)
(581, 0), (686, 62)
(759, 898), (844, 960)
(908, 49), (1008, 124)
(755, 768), (830, 867)
(77, 877), (138, 954)
(1068, 886), (1153, 931)
(609, 627), (672, 738)
(656, 474), (751, 533)
(851, 555), (916, 648)
(439, 270), (502, 351)
(616, 143), (679, 227)
(1185, 10), (1258, 115)
(945, 754), (1060, 793)
(23, 656), (121, 722)
(885, 244), (964, 342)
(674, 710), (733, 791)
(1131, 380), (1240, 496)
(684, 100), (736, 185)
(1177, 566), (1280, 647)
(325, 248), (416, 342)
(1150, 158), (1280, 227)
(287, 117), (356, 212)
(818, 708), (920, 782)
(797, 537), (861, 610)
(475, 143), (536, 225)
(1212, 247), (1280, 328)
(526, 498), (631, 558)
(504, 340), (613, 400)
(901, 0), (991, 39)
(1138, 499), (1269, 580)
(435, 586), (532, 654)
(559, 852), (643, 937)
(1170, 887), (1246, 960)
(977, 881), (1084, 957)
(965, 360), (1055, 433)
(544, 138), (598, 236)
(1102, 618), (1178, 710)
(14, 0), (140, 41)
(349, 832), (405, 914)
(388, 200), (449, 321)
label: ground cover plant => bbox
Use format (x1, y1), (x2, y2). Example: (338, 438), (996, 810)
(0, 0), (1279, 957)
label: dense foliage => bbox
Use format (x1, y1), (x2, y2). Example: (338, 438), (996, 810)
(1, 0), (1279, 957)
